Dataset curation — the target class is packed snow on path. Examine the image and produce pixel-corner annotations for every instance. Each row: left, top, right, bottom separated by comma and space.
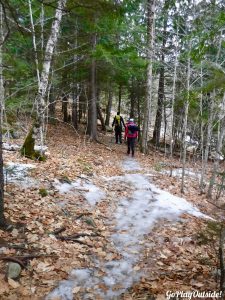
4, 162, 37, 187
122, 157, 142, 171
54, 178, 105, 206
46, 158, 209, 300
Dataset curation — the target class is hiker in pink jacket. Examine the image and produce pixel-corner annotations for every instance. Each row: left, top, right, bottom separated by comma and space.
124, 118, 139, 157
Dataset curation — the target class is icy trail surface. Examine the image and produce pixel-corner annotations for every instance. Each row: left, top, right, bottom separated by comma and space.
46, 158, 207, 300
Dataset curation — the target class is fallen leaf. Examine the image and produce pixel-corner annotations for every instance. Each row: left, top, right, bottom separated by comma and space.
8, 278, 20, 289
72, 286, 81, 294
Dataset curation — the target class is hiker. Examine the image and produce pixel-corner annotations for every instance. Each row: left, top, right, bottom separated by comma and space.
124, 118, 139, 157
112, 112, 125, 144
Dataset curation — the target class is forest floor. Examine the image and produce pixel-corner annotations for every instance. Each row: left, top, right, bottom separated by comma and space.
0, 120, 225, 300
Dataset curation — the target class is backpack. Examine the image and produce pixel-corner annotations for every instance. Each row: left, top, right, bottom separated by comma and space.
128, 124, 139, 135
115, 115, 121, 126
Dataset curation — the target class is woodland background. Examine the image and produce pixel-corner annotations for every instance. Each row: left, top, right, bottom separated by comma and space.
0, 0, 224, 298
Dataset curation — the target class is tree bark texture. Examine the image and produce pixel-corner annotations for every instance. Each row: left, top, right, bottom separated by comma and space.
0, 4, 6, 226
141, 0, 155, 153
152, 64, 164, 147
62, 94, 68, 123
105, 87, 113, 126
181, 54, 191, 194
97, 103, 106, 131
130, 78, 135, 118
72, 89, 78, 129
117, 84, 122, 113
208, 93, 225, 199
152, 5, 167, 147
87, 33, 97, 140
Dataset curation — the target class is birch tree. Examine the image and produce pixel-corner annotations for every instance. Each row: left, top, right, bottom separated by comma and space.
0, 4, 4, 227
22, 0, 67, 158
141, 0, 155, 153
208, 92, 225, 199
0, 3, 9, 228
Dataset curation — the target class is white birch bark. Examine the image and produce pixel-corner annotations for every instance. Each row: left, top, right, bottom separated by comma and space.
141, 0, 155, 153
40, 3, 44, 55
28, 0, 40, 86
36, 0, 67, 150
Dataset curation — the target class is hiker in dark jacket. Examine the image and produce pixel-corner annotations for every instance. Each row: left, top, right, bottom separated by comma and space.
124, 118, 139, 156
112, 112, 125, 144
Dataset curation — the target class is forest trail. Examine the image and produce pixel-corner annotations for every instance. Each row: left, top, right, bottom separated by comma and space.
46, 156, 209, 300
0, 124, 220, 299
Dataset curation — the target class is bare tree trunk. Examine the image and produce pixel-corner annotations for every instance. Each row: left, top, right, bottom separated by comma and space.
79, 89, 85, 123
208, 93, 225, 199
181, 53, 191, 194
0, 4, 6, 227
105, 86, 112, 126
72, 19, 78, 129
0, 120, 4, 227
141, 0, 155, 153
169, 29, 178, 160
117, 84, 122, 113
48, 86, 56, 124
152, 65, 164, 147
207, 36, 222, 199
200, 63, 206, 192
40, 3, 44, 59
72, 89, 78, 129
28, 0, 40, 86
152, 6, 167, 148
97, 103, 106, 131
62, 94, 68, 123
219, 225, 225, 294
87, 33, 97, 140
130, 77, 135, 118
137, 82, 141, 128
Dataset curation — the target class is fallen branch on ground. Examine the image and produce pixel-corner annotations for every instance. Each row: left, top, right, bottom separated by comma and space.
56, 235, 93, 247
52, 226, 67, 235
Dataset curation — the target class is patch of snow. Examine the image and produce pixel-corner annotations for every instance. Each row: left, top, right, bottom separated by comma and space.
84, 183, 105, 206
34, 145, 48, 153
162, 168, 201, 180
210, 152, 224, 161
4, 162, 37, 187
185, 135, 199, 145
3, 143, 20, 151
55, 178, 105, 206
